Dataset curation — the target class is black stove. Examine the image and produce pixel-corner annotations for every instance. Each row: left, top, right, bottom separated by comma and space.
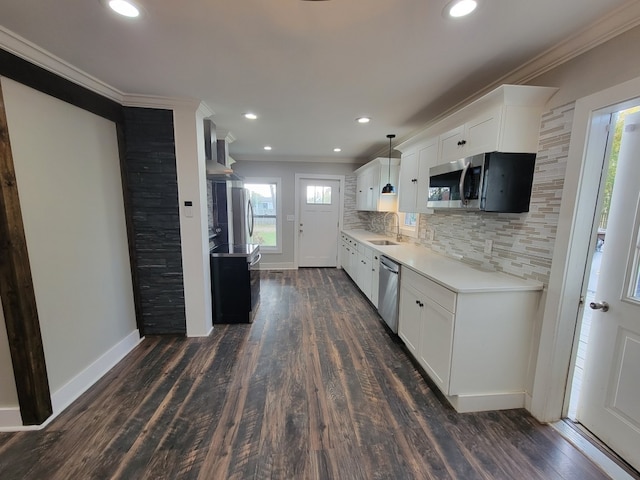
209, 244, 261, 323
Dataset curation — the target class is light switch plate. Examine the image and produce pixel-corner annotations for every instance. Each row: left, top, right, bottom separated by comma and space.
286, 215, 295, 221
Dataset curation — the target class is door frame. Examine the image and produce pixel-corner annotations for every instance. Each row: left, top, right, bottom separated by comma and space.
531, 75, 640, 423
294, 174, 345, 269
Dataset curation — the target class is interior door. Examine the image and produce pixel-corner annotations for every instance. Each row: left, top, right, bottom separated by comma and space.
577, 111, 640, 471
298, 178, 341, 267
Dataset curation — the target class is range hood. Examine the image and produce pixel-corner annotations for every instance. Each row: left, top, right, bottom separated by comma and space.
204, 118, 234, 177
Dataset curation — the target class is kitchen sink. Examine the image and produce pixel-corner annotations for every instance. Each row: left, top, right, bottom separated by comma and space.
367, 239, 398, 246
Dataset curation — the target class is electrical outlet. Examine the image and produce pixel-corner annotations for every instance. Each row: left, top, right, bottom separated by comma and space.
484, 239, 493, 255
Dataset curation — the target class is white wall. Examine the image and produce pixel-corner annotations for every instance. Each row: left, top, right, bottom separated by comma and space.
1, 77, 138, 418
173, 101, 213, 337
232, 160, 361, 268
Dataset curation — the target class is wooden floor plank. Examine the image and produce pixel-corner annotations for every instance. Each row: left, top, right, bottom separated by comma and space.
0, 268, 616, 479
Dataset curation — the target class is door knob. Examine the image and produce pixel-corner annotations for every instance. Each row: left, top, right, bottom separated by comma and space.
589, 301, 609, 312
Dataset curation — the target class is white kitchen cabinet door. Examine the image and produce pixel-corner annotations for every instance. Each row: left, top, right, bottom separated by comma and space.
416, 141, 438, 213
357, 245, 373, 300
418, 298, 455, 394
398, 139, 437, 214
398, 150, 418, 213
398, 283, 423, 357
438, 125, 465, 164
355, 159, 399, 212
464, 107, 501, 156
371, 252, 380, 308
356, 168, 374, 210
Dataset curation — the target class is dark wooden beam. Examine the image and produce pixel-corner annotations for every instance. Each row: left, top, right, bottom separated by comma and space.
0, 81, 52, 425
0, 49, 122, 123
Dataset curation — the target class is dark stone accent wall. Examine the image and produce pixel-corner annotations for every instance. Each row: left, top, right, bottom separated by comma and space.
122, 107, 186, 335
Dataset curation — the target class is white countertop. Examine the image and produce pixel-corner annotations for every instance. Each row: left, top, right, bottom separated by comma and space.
342, 229, 543, 293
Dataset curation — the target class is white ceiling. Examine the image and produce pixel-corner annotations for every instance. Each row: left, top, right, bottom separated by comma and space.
0, 0, 638, 162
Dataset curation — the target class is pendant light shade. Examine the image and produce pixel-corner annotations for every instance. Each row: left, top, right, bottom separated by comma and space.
381, 134, 396, 195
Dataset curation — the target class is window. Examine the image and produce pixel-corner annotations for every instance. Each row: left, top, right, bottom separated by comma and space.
245, 178, 282, 253
306, 185, 332, 204
399, 212, 419, 238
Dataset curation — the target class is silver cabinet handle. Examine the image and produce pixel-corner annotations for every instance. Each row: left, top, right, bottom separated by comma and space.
589, 301, 609, 312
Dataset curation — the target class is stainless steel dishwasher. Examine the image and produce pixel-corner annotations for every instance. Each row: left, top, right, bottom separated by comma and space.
378, 256, 400, 333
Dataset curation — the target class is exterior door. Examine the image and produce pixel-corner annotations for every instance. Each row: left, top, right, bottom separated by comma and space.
577, 111, 640, 471
298, 178, 341, 267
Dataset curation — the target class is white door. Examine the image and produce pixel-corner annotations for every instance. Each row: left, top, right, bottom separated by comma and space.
298, 178, 341, 267
578, 111, 640, 471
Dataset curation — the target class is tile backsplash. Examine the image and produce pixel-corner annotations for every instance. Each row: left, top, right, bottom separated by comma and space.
362, 102, 575, 286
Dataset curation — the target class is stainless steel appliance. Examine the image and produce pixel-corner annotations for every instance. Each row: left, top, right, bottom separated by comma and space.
378, 256, 400, 333
210, 244, 261, 323
211, 179, 254, 246
427, 152, 536, 212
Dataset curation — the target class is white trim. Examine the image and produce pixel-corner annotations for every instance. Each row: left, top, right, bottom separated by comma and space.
122, 94, 204, 111
0, 407, 22, 429
0, 330, 142, 431
294, 174, 346, 269
551, 421, 636, 480
531, 75, 640, 423
0, 27, 123, 102
398, 212, 419, 239
447, 392, 525, 413
259, 262, 297, 270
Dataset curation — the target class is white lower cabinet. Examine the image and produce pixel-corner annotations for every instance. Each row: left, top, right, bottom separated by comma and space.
371, 252, 380, 308
398, 267, 538, 413
341, 234, 380, 308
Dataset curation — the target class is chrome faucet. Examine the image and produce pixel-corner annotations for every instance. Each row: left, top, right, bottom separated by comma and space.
385, 212, 402, 242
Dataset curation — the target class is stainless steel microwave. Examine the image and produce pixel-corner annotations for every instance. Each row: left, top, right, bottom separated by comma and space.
427, 152, 536, 213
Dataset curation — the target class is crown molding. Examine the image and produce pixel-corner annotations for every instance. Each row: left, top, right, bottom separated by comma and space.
0, 26, 124, 103
379, 0, 640, 161
500, 0, 640, 86
121, 94, 201, 111
232, 154, 361, 164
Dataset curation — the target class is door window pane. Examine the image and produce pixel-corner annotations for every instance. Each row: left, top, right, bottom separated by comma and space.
306, 185, 332, 204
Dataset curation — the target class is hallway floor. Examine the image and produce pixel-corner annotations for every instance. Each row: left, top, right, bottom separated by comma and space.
0, 269, 610, 479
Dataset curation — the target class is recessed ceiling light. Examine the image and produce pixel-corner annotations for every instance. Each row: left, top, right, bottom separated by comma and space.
333, 148, 342, 153
244, 112, 258, 120
445, 0, 478, 18
356, 117, 371, 124
106, 0, 140, 17
264, 146, 272, 151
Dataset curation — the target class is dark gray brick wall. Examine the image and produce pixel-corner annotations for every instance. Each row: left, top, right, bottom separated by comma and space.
123, 107, 186, 335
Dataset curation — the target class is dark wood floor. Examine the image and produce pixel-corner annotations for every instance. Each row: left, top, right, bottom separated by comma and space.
0, 269, 611, 479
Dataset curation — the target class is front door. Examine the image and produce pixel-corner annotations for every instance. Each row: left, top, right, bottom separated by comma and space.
577, 111, 640, 471
298, 178, 341, 267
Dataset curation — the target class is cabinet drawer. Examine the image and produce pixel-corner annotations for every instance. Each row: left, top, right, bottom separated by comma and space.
403, 268, 456, 313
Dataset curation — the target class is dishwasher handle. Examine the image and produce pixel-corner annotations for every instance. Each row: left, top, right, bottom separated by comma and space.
380, 256, 400, 273
380, 262, 399, 274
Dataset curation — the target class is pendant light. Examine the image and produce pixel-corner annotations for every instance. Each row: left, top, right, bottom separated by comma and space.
381, 134, 396, 195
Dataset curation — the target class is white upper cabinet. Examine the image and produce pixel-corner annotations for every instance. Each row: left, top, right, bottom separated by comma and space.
398, 138, 437, 213
355, 158, 400, 212
400, 86, 557, 157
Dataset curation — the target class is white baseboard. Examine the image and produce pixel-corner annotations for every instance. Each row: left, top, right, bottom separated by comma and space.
0, 407, 22, 430
448, 391, 526, 413
259, 262, 297, 270
0, 329, 142, 432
